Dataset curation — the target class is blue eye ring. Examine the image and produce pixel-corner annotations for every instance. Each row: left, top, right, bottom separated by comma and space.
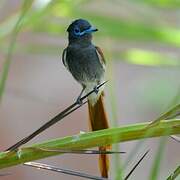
73, 26, 97, 37
74, 27, 81, 36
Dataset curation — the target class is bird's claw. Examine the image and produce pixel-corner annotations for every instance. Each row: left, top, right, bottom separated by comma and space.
76, 97, 83, 105
94, 86, 99, 94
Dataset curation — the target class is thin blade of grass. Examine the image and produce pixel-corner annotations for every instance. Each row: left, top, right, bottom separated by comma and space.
33, 147, 126, 154
5, 101, 86, 151
148, 104, 180, 127
105, 41, 123, 180
149, 137, 168, 180
0, 0, 33, 102
24, 162, 108, 180
6, 81, 107, 151
124, 104, 180, 169
124, 150, 149, 180
149, 109, 174, 180
170, 135, 180, 143
167, 165, 180, 180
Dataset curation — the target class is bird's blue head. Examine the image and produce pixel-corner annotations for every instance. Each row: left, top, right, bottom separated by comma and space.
67, 19, 98, 42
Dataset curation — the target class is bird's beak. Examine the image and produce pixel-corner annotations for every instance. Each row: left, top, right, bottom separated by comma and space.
85, 27, 98, 33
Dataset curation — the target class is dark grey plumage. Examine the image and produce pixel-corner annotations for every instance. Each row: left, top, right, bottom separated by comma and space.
62, 19, 105, 90
63, 19, 110, 178
65, 44, 105, 86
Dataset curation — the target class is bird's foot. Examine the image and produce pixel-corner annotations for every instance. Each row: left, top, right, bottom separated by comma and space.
76, 96, 83, 105
94, 86, 99, 94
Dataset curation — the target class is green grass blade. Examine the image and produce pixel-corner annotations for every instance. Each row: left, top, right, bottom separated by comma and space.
123, 104, 180, 168
149, 137, 167, 180
167, 166, 180, 180
105, 40, 123, 180
0, 119, 179, 170
0, 0, 33, 101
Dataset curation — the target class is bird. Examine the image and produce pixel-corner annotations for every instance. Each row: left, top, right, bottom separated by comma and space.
62, 19, 110, 178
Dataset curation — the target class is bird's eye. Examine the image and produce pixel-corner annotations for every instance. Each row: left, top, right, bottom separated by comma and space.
75, 28, 80, 33
74, 27, 80, 35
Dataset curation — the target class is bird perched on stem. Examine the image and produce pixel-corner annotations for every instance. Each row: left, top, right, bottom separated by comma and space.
62, 19, 110, 178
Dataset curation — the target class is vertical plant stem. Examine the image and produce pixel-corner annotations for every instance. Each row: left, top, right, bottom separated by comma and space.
105, 38, 123, 180
149, 118, 173, 179
0, 0, 33, 101
149, 137, 168, 179
167, 165, 180, 180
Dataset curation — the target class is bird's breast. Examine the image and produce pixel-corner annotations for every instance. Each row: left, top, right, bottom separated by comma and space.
66, 46, 105, 85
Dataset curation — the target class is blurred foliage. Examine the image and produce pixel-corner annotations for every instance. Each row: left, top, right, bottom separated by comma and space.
149, 137, 167, 180
0, 0, 33, 101
2, 1, 180, 45
0, 1, 179, 179
132, 0, 180, 8
167, 166, 180, 180
122, 49, 180, 66
0, 0, 180, 68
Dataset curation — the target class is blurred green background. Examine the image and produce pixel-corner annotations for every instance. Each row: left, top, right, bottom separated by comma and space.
0, 0, 179, 180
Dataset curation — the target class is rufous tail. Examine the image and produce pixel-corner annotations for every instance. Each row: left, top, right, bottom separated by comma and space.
88, 93, 110, 178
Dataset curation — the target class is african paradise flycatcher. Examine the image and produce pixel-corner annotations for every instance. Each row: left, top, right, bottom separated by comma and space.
62, 19, 110, 178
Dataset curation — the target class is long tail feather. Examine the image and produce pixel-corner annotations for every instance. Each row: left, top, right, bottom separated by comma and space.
88, 93, 110, 178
